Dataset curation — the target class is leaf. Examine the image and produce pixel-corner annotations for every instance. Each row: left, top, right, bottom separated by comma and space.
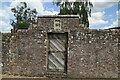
54, 0, 93, 27
10, 2, 38, 30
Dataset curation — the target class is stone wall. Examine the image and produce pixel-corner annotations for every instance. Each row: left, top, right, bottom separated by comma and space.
0, 32, 2, 80
68, 28, 119, 78
2, 15, 120, 79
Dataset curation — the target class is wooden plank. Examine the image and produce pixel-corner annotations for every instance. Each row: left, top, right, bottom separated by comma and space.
49, 53, 64, 69
48, 33, 67, 71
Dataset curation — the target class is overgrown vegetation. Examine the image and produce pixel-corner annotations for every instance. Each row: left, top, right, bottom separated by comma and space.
10, 2, 37, 31
54, 0, 93, 27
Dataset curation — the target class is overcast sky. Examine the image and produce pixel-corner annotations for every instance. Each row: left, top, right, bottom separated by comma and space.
0, 0, 120, 33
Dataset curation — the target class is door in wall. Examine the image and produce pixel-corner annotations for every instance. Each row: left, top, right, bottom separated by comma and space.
47, 33, 68, 73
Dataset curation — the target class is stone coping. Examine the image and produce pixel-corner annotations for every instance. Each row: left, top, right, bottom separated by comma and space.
38, 15, 80, 18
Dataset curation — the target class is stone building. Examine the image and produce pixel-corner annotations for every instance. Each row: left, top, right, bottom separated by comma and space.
2, 15, 120, 79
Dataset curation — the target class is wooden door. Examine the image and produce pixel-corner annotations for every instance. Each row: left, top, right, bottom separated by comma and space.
47, 33, 68, 73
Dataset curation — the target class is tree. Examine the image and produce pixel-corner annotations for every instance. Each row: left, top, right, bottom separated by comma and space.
10, 2, 37, 31
54, 0, 93, 28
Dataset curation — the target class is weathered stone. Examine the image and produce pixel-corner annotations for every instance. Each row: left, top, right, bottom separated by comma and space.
1, 15, 120, 79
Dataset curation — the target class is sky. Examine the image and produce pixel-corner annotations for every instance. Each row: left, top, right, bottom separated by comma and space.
0, 0, 120, 33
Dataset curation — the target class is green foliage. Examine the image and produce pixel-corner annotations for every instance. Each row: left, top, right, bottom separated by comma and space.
53, 0, 93, 27
10, 2, 37, 30
16, 21, 29, 29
